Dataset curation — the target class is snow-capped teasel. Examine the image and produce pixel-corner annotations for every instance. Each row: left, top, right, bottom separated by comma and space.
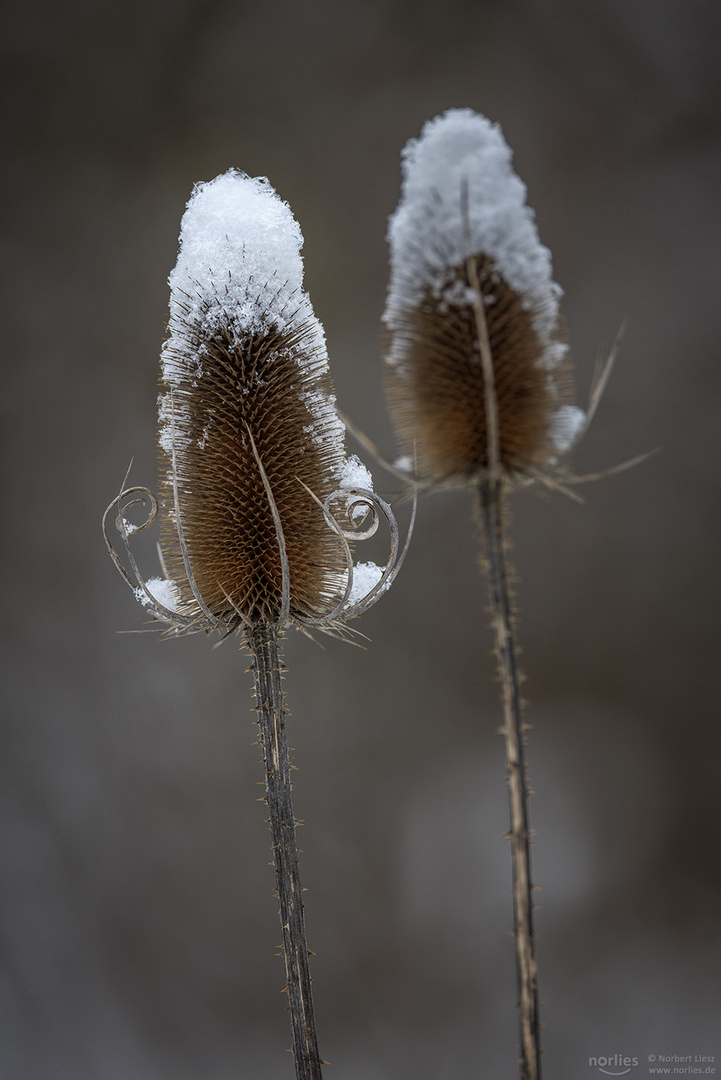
378, 110, 644, 1080
383, 107, 586, 488
102, 169, 411, 1080
379, 109, 601, 1080
104, 169, 403, 639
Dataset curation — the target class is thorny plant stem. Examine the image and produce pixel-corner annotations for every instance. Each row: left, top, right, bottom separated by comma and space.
249, 623, 323, 1080
478, 477, 541, 1080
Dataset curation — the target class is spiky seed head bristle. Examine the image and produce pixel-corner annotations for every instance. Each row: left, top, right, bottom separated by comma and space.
383, 109, 585, 487
157, 171, 351, 630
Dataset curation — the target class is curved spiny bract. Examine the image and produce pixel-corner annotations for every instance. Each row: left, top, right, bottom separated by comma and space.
385, 255, 573, 486
158, 302, 348, 631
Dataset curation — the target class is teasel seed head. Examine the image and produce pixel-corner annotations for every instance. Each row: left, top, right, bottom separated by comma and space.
382, 108, 585, 488
105, 171, 402, 638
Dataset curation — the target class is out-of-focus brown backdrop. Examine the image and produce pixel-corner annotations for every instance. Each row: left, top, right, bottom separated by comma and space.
2, 0, 720, 1076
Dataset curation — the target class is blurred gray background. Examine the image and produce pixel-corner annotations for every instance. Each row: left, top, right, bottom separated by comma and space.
2, 0, 720, 1077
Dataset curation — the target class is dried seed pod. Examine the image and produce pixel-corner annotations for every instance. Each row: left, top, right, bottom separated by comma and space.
382, 109, 585, 487
105, 171, 402, 638
157, 172, 352, 629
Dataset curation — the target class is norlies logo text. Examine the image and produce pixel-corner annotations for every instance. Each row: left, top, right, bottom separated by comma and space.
589, 1055, 640, 1075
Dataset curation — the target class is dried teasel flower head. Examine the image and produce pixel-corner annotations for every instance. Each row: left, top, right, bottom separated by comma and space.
104, 171, 402, 638
382, 108, 586, 489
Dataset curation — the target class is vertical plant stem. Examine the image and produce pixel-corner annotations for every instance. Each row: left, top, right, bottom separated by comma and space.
248, 622, 324, 1080
478, 477, 541, 1080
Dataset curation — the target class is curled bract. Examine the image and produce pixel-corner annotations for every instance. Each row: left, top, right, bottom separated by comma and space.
103, 471, 409, 640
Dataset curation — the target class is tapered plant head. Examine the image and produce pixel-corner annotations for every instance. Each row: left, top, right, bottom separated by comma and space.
104, 171, 401, 639
382, 108, 585, 489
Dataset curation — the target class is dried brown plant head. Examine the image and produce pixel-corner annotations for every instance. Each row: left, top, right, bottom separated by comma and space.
104, 171, 401, 640
383, 110, 585, 489
158, 312, 349, 628
385, 256, 576, 483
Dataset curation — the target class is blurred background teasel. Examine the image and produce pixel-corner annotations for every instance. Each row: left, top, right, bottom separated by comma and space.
2, 1, 720, 1077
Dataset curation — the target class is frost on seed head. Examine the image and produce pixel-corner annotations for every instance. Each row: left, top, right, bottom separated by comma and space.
160, 170, 340, 460
550, 405, 586, 454
348, 562, 384, 605
338, 454, 374, 492
384, 109, 565, 366
135, 577, 181, 613
169, 172, 308, 336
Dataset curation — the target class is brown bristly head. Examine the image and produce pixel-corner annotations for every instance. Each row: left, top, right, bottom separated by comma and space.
384, 254, 573, 486
158, 304, 349, 631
